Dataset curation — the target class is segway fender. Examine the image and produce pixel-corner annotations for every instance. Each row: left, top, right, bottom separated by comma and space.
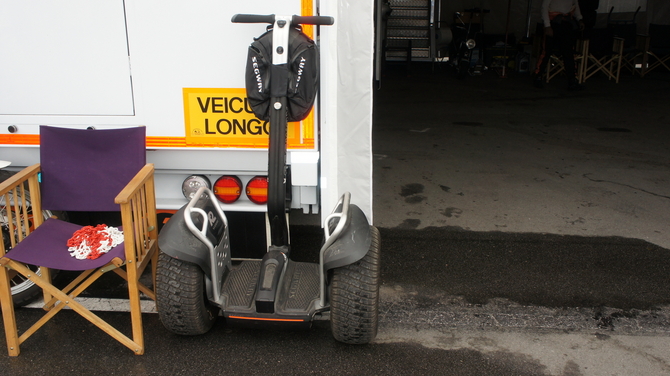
322, 204, 372, 271
158, 204, 212, 276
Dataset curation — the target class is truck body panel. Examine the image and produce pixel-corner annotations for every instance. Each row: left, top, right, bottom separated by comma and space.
0, 0, 374, 223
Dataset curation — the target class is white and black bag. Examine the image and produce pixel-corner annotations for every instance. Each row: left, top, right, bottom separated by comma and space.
245, 26, 319, 122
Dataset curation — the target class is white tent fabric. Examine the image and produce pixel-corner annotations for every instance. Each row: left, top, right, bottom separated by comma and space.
647, 0, 670, 24
319, 0, 375, 224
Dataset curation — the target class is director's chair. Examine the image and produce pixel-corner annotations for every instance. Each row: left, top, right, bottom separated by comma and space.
545, 38, 588, 83
0, 126, 158, 356
580, 28, 624, 83
641, 24, 670, 77
608, 23, 647, 77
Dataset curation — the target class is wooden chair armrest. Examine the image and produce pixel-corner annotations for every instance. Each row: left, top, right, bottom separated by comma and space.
115, 164, 155, 205
0, 164, 41, 196
115, 163, 157, 267
612, 37, 625, 53
636, 34, 650, 51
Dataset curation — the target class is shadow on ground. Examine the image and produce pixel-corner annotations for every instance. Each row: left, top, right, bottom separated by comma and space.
59, 225, 670, 312
289, 226, 670, 311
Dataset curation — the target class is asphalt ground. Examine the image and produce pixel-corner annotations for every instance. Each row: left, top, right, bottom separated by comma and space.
372, 63, 670, 250
3, 226, 670, 375
2, 310, 553, 376
47, 225, 670, 313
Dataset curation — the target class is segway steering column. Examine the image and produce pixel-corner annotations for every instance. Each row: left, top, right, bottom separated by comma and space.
232, 14, 333, 251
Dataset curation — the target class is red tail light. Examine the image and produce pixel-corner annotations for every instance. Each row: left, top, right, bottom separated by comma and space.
214, 176, 242, 204
246, 176, 268, 204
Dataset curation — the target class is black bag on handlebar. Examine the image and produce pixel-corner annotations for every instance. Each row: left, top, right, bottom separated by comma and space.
245, 26, 319, 122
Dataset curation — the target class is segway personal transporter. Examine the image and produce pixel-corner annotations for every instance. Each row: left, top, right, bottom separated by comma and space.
156, 14, 381, 344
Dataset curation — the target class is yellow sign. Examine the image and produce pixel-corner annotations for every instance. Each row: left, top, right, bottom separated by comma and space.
183, 88, 314, 149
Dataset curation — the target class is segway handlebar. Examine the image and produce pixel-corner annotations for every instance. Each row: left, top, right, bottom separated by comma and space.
232, 14, 334, 26
292, 15, 334, 26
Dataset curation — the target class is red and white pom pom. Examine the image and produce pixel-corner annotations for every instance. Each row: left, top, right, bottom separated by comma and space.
67, 224, 124, 260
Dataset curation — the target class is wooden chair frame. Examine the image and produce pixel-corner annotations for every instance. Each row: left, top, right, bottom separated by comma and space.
642, 48, 670, 77
545, 38, 588, 84
640, 24, 670, 77
581, 37, 624, 83
0, 163, 158, 356
621, 34, 649, 76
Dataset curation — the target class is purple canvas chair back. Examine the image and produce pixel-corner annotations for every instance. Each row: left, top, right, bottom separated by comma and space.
39, 126, 146, 212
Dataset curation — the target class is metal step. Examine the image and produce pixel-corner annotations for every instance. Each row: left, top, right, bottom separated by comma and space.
386, 49, 431, 61
387, 38, 430, 48
389, 0, 430, 8
386, 0, 435, 63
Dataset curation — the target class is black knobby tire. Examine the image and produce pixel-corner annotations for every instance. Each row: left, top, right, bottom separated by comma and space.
156, 251, 219, 335
330, 225, 381, 344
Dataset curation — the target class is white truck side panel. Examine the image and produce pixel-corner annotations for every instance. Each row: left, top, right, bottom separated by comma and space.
0, 0, 374, 222
0, 1, 134, 116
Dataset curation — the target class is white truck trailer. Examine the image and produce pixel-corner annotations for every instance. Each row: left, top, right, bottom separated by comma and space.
1, 1, 378, 334
0, 0, 374, 225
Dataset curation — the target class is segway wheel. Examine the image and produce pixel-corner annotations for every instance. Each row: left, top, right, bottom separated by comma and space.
156, 251, 219, 335
330, 226, 381, 344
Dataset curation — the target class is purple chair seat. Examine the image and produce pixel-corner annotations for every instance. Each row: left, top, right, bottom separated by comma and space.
4, 218, 126, 271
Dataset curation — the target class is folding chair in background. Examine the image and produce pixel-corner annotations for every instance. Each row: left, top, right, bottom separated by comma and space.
544, 38, 588, 84
607, 17, 647, 77
641, 24, 670, 77
580, 28, 624, 83
0, 126, 158, 356
618, 28, 649, 77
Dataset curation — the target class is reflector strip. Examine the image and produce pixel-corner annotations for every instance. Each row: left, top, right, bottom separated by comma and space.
301, 0, 314, 39
0, 135, 314, 149
214, 176, 242, 204
147, 137, 188, 147
246, 176, 268, 204
228, 315, 306, 322
214, 187, 240, 195
0, 134, 40, 145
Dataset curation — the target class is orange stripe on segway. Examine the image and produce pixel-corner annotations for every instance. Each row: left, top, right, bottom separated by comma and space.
228, 315, 306, 322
